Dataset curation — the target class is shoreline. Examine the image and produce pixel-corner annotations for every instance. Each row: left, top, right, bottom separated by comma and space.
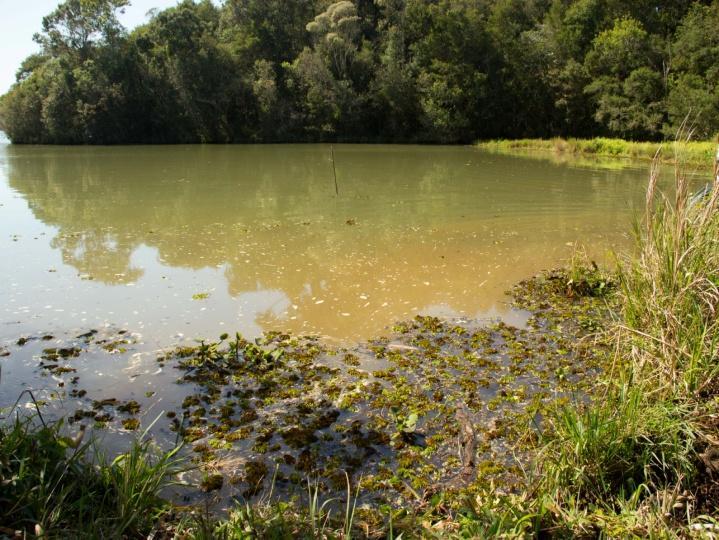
478, 137, 717, 168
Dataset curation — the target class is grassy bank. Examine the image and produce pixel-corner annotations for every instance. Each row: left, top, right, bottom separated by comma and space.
0, 408, 184, 538
478, 137, 717, 168
502, 143, 719, 535
1, 146, 718, 537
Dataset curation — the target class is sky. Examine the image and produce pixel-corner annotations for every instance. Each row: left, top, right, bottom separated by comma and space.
0, 0, 183, 95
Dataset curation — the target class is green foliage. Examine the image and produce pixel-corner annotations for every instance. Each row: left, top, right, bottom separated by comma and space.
566, 253, 613, 297
584, 18, 653, 79
2, 0, 718, 144
540, 386, 696, 504
584, 18, 664, 139
389, 406, 419, 443
0, 413, 182, 537
665, 2, 719, 139
34, 0, 129, 60
619, 141, 719, 394
479, 137, 717, 167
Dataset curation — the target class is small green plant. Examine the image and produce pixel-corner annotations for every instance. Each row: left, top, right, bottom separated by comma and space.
390, 406, 419, 444
539, 385, 695, 504
565, 249, 614, 298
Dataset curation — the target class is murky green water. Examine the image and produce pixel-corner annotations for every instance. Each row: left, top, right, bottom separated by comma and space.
0, 143, 660, 347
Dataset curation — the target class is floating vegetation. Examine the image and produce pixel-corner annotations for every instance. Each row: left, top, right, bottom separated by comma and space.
117, 400, 141, 415
76, 330, 98, 340
93, 398, 119, 409
121, 418, 140, 431
201, 473, 224, 492
12, 267, 614, 519
135, 269, 613, 509
192, 292, 210, 300
41, 347, 81, 361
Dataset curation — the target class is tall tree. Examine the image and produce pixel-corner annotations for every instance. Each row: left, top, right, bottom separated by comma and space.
3, 0, 719, 144
34, 0, 129, 60
584, 18, 664, 138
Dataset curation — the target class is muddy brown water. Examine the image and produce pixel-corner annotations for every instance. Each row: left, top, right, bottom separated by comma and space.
0, 143, 686, 467
3, 142, 701, 510
0, 144, 661, 344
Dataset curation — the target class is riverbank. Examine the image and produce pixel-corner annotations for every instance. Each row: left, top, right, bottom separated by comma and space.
478, 137, 717, 168
1, 150, 717, 538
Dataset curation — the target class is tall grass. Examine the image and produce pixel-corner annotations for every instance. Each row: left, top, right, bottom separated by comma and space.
98, 434, 184, 533
539, 385, 695, 503
179, 472, 364, 539
533, 136, 719, 535
619, 139, 719, 394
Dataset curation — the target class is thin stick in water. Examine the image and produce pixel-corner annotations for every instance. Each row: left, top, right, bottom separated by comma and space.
331, 145, 339, 196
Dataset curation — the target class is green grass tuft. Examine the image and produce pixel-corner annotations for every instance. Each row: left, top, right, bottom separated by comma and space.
0, 412, 183, 538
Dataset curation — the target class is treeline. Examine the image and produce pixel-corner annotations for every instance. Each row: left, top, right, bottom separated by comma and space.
1, 0, 719, 144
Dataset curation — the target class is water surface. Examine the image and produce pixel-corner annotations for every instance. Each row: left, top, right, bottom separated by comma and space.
1, 144, 654, 346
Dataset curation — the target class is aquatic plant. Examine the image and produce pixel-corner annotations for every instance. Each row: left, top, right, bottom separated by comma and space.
389, 406, 419, 444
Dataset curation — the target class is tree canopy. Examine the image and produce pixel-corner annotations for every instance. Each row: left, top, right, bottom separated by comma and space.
1, 0, 718, 144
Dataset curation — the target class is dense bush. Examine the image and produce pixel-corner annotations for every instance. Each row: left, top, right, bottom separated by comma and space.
1, 0, 719, 144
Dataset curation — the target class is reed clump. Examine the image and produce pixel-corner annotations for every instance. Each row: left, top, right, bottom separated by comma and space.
621, 142, 719, 394
532, 137, 719, 536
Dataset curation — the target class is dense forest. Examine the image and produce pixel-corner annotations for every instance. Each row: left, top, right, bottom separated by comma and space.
1, 0, 718, 144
